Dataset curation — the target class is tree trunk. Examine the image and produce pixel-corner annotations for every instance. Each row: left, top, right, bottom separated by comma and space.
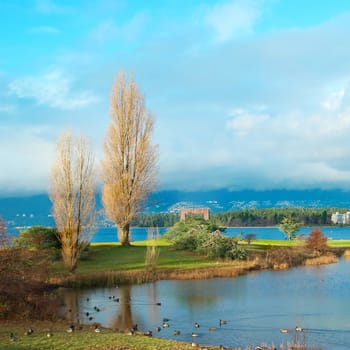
118, 224, 131, 246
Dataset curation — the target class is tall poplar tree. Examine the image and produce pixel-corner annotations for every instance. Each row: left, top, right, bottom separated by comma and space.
50, 130, 96, 272
102, 72, 158, 246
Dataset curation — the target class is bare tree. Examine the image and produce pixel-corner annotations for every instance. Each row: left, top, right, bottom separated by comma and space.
50, 130, 96, 272
102, 72, 158, 246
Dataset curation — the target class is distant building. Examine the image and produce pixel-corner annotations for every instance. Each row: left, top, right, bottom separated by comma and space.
331, 211, 350, 224
180, 208, 210, 221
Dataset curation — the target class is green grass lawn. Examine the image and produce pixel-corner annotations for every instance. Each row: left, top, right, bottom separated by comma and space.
49, 238, 350, 280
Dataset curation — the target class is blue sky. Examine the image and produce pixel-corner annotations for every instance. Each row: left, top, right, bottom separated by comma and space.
2, 0, 350, 197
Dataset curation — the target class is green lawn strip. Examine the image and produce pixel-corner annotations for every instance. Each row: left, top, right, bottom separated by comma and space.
0, 321, 207, 350
49, 239, 350, 282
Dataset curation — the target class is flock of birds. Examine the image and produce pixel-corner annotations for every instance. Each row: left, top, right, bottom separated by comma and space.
7, 290, 305, 350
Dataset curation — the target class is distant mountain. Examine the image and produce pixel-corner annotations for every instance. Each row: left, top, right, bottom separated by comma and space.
1, 189, 350, 233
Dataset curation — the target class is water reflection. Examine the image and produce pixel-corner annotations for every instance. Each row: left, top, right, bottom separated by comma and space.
59, 259, 350, 350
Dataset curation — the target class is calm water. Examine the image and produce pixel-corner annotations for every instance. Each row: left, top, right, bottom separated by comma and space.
60, 258, 350, 349
91, 226, 350, 242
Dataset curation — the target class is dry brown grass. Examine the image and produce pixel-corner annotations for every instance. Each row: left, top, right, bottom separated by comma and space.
304, 253, 338, 266
343, 249, 350, 258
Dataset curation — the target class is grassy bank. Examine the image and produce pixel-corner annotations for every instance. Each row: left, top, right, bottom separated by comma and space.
49, 238, 350, 287
0, 321, 219, 350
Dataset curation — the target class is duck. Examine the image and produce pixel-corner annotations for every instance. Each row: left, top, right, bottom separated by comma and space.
156, 326, 161, 332
162, 317, 170, 322
194, 322, 200, 328
208, 326, 217, 331
94, 325, 101, 333
280, 328, 288, 334
295, 326, 303, 332
191, 332, 199, 337
144, 330, 152, 337
47, 331, 53, 338
173, 330, 181, 335
162, 322, 169, 328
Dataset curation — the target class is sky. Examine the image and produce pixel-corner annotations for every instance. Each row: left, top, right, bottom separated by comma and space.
2, 0, 350, 197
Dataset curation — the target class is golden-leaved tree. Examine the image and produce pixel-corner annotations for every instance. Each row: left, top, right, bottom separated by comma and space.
50, 130, 96, 272
102, 72, 158, 246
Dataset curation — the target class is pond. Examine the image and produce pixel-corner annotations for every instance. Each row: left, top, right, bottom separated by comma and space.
59, 258, 350, 349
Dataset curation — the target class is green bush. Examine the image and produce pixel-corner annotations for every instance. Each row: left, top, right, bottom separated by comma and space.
165, 218, 246, 259
228, 246, 248, 260
14, 226, 60, 252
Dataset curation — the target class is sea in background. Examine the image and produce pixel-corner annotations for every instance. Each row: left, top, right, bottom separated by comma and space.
91, 226, 350, 243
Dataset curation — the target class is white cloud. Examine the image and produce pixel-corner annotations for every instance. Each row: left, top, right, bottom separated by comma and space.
8, 69, 100, 110
204, 0, 264, 42
226, 109, 269, 136
322, 88, 345, 111
0, 126, 55, 196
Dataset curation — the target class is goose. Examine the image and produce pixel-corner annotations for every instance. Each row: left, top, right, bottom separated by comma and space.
144, 330, 152, 337
24, 328, 34, 336
67, 325, 75, 333
47, 331, 53, 338
94, 325, 101, 333
10, 333, 18, 342
219, 319, 227, 327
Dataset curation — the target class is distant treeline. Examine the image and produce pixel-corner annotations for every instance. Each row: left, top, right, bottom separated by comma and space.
133, 208, 348, 227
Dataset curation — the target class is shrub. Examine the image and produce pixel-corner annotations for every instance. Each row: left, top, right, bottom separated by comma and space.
14, 226, 60, 250
305, 228, 329, 256
229, 246, 248, 260
0, 247, 59, 320
165, 218, 246, 259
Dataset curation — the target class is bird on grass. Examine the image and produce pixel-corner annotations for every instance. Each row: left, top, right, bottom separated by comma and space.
24, 328, 34, 336
10, 333, 18, 342
143, 330, 152, 337
47, 331, 53, 338
66, 325, 75, 333
94, 325, 101, 333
